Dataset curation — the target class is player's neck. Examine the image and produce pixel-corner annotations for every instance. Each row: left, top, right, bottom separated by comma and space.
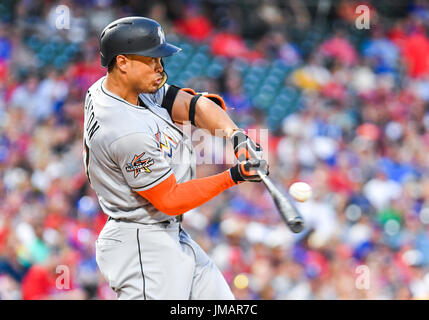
105, 73, 139, 106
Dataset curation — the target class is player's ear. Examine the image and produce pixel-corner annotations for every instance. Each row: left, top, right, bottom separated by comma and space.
115, 54, 130, 73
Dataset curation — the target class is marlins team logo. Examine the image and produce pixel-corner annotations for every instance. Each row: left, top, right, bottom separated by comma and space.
125, 152, 154, 178
158, 26, 165, 44
156, 128, 180, 158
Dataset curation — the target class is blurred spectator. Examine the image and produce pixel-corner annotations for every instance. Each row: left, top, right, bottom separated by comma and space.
363, 170, 402, 211
318, 31, 358, 67
392, 21, 429, 78
211, 32, 263, 61
0, 24, 12, 61
362, 27, 400, 74
291, 54, 331, 92
21, 251, 85, 300
221, 67, 252, 117
265, 32, 301, 66
174, 5, 213, 42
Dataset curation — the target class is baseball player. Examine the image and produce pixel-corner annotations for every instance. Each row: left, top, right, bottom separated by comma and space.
83, 16, 268, 300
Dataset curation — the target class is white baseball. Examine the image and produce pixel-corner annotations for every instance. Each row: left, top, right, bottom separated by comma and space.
289, 182, 312, 202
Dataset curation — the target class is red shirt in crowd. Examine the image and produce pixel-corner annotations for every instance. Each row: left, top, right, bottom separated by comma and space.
21, 265, 56, 300
175, 15, 213, 41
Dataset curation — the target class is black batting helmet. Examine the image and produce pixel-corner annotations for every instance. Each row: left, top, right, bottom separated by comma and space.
99, 16, 181, 68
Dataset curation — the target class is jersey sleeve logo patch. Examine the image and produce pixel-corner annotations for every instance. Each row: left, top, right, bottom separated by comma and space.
125, 152, 154, 178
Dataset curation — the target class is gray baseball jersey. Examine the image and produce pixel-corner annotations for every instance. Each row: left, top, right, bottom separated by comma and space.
88, 76, 234, 300
83, 76, 196, 223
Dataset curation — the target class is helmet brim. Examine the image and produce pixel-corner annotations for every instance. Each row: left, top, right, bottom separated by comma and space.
138, 42, 182, 58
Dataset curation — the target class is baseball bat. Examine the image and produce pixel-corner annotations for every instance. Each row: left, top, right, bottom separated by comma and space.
248, 148, 305, 233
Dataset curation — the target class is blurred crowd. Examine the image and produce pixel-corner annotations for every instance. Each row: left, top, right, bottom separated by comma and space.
1, 0, 429, 300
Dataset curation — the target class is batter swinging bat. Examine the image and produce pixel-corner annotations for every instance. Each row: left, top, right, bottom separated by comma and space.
249, 148, 305, 233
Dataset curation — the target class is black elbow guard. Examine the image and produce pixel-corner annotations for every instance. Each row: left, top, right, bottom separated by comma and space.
180, 88, 227, 126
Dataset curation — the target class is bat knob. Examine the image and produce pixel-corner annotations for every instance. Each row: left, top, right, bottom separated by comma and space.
289, 218, 304, 233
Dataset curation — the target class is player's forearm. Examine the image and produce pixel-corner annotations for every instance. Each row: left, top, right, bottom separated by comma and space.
137, 170, 237, 215
193, 96, 239, 138
170, 90, 239, 139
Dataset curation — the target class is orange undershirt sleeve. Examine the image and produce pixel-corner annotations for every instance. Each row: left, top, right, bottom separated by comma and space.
137, 170, 238, 216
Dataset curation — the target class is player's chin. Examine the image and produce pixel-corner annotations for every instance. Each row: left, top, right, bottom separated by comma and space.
140, 84, 159, 94
149, 85, 159, 93
152, 83, 159, 93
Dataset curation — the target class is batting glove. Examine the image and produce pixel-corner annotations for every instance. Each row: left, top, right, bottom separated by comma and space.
230, 159, 269, 183
231, 129, 263, 162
